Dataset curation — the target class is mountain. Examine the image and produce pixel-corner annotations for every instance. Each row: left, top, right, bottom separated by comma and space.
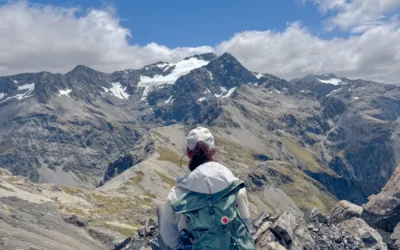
1, 52, 400, 247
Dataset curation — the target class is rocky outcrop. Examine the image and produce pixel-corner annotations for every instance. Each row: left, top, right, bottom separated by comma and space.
253, 207, 387, 250
390, 224, 400, 249
103, 138, 155, 183
363, 164, 400, 233
329, 200, 363, 224
361, 164, 400, 249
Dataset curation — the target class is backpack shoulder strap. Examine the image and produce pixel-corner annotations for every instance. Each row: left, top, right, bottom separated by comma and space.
171, 180, 245, 214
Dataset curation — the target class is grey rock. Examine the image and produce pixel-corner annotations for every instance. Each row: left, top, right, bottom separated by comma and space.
308, 208, 328, 224
339, 218, 387, 250
329, 200, 363, 224
62, 214, 90, 227
88, 226, 125, 249
270, 212, 296, 244
363, 164, 400, 233
390, 223, 400, 249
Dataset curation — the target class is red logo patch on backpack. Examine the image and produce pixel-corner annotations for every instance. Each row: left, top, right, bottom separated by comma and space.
221, 216, 230, 225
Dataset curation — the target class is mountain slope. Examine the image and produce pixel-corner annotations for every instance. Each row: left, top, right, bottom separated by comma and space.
0, 53, 399, 207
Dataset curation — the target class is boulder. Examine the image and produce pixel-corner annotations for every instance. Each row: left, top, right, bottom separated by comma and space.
270, 212, 296, 244
363, 164, 400, 232
62, 214, 90, 227
390, 223, 400, 249
329, 200, 362, 224
253, 221, 273, 241
307, 208, 328, 224
264, 242, 287, 250
256, 230, 278, 249
339, 218, 387, 250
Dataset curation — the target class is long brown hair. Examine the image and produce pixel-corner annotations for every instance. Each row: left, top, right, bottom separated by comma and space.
188, 141, 213, 171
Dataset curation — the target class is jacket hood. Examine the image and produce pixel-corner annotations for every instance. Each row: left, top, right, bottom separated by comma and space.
177, 161, 238, 194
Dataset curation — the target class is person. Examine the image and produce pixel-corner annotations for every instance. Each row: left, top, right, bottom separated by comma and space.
159, 127, 256, 250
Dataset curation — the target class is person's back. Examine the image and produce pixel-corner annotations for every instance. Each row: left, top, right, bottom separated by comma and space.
159, 127, 256, 250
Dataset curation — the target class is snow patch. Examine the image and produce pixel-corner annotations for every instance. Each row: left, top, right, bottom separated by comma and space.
256, 73, 264, 79
156, 63, 169, 68
58, 89, 72, 97
208, 71, 213, 80
215, 86, 228, 98
18, 83, 35, 92
326, 88, 342, 97
103, 83, 130, 99
354, 96, 360, 100
273, 89, 281, 94
317, 78, 342, 85
204, 89, 211, 94
2, 83, 35, 102
198, 97, 207, 102
164, 96, 173, 105
221, 87, 236, 98
13, 80, 18, 83
0, 93, 4, 99
253, 82, 258, 86
138, 57, 210, 99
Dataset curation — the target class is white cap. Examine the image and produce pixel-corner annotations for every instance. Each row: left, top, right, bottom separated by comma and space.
187, 127, 215, 150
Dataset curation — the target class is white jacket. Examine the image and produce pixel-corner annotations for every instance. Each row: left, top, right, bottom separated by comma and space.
160, 162, 250, 250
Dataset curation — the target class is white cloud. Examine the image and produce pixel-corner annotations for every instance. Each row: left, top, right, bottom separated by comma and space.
304, 0, 400, 32
0, 1, 399, 84
0, 2, 213, 76
216, 21, 400, 84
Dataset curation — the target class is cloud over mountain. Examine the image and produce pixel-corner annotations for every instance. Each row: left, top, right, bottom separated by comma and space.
0, 1, 399, 84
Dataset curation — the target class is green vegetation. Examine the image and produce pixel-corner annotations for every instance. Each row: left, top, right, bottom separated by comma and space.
214, 137, 261, 167
61, 186, 86, 196
267, 162, 338, 214
156, 171, 177, 188
65, 207, 86, 216
143, 191, 156, 199
130, 171, 144, 184
4, 176, 20, 183
158, 147, 188, 167
92, 221, 137, 237
282, 138, 332, 174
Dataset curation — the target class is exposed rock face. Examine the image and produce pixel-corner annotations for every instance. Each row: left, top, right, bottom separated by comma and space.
329, 200, 363, 224
253, 208, 388, 250
362, 164, 400, 249
103, 138, 155, 183
390, 224, 400, 249
363, 164, 400, 232
1, 52, 400, 213
0, 196, 107, 250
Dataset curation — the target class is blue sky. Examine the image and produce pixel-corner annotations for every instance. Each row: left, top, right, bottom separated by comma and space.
31, 0, 333, 47
0, 0, 399, 83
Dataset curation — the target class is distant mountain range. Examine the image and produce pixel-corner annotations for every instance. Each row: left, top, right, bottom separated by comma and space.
0, 52, 399, 205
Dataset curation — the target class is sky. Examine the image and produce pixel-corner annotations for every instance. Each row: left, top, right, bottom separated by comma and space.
0, 0, 400, 83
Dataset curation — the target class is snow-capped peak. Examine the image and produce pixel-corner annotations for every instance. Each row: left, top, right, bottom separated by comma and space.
137, 57, 210, 100
317, 78, 343, 85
